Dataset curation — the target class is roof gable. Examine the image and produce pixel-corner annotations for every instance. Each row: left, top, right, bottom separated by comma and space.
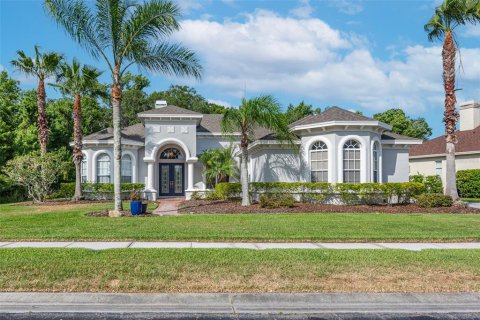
137, 105, 202, 117
290, 106, 372, 127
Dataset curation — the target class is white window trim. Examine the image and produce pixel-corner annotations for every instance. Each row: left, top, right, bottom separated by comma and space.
337, 135, 367, 183
309, 141, 329, 183
370, 139, 382, 183
305, 137, 333, 183
92, 149, 114, 184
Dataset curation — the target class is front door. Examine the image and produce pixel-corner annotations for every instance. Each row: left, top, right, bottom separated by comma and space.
159, 163, 185, 196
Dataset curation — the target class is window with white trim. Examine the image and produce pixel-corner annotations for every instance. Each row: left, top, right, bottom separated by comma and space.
121, 154, 132, 183
372, 142, 379, 183
310, 141, 328, 182
343, 139, 361, 183
81, 157, 87, 183
435, 160, 442, 176
96, 154, 111, 183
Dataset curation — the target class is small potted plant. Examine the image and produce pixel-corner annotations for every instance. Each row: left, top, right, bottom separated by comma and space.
141, 194, 148, 214
130, 191, 142, 216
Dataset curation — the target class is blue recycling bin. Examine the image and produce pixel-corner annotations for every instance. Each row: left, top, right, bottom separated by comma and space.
130, 201, 142, 215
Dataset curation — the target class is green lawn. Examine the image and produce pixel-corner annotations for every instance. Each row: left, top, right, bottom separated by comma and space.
463, 198, 480, 203
1, 202, 480, 242
0, 248, 479, 292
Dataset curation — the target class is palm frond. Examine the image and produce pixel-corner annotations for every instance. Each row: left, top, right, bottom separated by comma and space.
127, 42, 202, 79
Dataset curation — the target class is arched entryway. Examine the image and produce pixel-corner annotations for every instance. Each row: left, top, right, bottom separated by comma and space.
158, 146, 186, 197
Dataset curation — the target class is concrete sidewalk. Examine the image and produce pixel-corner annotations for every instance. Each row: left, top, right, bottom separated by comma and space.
1, 241, 480, 250
1, 292, 479, 317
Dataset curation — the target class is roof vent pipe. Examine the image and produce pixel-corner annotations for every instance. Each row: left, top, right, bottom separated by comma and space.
155, 100, 168, 109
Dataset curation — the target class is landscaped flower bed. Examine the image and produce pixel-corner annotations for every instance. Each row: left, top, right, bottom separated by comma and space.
178, 200, 480, 214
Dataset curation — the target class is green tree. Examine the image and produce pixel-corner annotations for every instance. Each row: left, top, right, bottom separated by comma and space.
50, 59, 104, 200
13, 90, 39, 156
10, 46, 63, 155
424, 0, 480, 200
373, 109, 432, 140
45, 0, 202, 215
149, 85, 227, 114
82, 96, 112, 135
285, 101, 320, 124
199, 145, 238, 187
122, 72, 150, 91
221, 95, 295, 206
0, 71, 21, 167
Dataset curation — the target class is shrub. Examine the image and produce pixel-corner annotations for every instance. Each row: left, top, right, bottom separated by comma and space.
457, 170, 480, 198
204, 190, 221, 201
410, 174, 443, 193
4, 151, 69, 203
190, 191, 203, 200
215, 182, 241, 200
416, 193, 453, 208
259, 193, 295, 208
50, 182, 145, 200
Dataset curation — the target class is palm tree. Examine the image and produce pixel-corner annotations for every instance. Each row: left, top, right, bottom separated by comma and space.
221, 95, 295, 206
199, 145, 239, 188
424, 0, 480, 201
11, 46, 63, 155
45, 0, 202, 215
50, 59, 105, 201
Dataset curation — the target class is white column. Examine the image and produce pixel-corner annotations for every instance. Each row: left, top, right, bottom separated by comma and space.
146, 161, 156, 200
187, 162, 194, 190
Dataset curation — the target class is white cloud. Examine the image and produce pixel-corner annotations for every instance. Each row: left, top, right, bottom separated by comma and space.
462, 25, 480, 38
176, 10, 480, 114
328, 0, 363, 15
178, 0, 203, 14
208, 99, 232, 108
290, 0, 314, 18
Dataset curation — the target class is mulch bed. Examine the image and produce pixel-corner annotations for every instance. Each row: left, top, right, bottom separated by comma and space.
21, 199, 112, 206
178, 200, 480, 214
86, 210, 154, 217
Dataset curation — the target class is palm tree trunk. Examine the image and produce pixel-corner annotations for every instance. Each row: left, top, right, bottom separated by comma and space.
110, 65, 123, 216
37, 78, 48, 155
73, 94, 83, 201
240, 143, 250, 206
442, 31, 459, 201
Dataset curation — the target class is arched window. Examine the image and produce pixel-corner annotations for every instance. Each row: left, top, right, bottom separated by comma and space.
310, 141, 328, 182
81, 157, 87, 183
343, 139, 361, 183
372, 142, 379, 183
160, 148, 184, 160
96, 154, 111, 183
121, 154, 132, 183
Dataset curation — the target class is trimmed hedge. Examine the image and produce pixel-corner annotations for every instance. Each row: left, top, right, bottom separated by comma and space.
416, 193, 453, 208
214, 182, 425, 205
410, 174, 443, 193
51, 183, 145, 200
259, 193, 295, 208
457, 170, 480, 198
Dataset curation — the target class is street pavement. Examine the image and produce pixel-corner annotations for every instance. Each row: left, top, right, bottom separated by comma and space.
0, 292, 479, 319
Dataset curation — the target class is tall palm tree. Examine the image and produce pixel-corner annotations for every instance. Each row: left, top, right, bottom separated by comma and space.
50, 59, 105, 201
11, 46, 63, 155
44, 0, 202, 215
221, 95, 295, 206
424, 0, 480, 201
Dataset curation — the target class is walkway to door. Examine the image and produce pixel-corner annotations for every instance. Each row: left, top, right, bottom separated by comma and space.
153, 198, 184, 216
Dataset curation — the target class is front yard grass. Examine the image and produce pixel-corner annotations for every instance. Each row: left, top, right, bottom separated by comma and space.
0, 248, 479, 292
1, 202, 480, 242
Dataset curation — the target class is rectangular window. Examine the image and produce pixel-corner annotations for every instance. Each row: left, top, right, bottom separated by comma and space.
310, 150, 328, 182
81, 159, 87, 183
343, 149, 360, 183
435, 160, 442, 176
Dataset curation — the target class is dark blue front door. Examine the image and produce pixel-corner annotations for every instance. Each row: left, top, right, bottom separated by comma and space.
159, 163, 185, 196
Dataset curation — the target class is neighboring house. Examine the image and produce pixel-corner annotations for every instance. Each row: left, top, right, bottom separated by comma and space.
410, 101, 480, 185
81, 101, 421, 200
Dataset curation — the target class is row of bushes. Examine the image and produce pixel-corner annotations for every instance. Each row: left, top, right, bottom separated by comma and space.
212, 182, 426, 205
51, 183, 145, 200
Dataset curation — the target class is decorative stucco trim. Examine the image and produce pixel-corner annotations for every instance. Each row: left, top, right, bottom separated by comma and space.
82, 139, 144, 147
291, 120, 392, 132
410, 150, 480, 159
337, 135, 368, 183
147, 137, 192, 162
382, 139, 422, 145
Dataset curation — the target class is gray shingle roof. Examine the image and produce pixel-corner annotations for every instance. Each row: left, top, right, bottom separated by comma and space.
289, 106, 372, 127
84, 123, 144, 142
197, 114, 224, 133
138, 105, 202, 116
381, 131, 420, 141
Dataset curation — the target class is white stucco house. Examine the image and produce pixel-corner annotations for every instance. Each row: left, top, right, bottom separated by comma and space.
80, 101, 421, 200
410, 100, 480, 184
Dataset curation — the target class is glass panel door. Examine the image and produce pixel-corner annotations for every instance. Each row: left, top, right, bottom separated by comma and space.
174, 165, 183, 194
161, 165, 170, 195
159, 163, 184, 196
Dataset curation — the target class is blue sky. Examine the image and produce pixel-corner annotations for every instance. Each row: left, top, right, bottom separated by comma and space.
1, 0, 479, 137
